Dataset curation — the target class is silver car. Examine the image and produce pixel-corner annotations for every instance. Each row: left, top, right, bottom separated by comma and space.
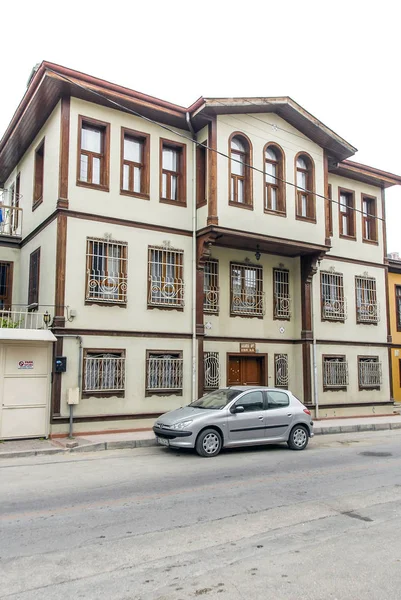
153, 386, 313, 457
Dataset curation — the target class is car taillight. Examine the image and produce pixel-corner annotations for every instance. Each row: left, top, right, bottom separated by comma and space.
303, 408, 311, 416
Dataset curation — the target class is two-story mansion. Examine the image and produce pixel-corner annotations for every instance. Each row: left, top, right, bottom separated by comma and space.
0, 61, 400, 439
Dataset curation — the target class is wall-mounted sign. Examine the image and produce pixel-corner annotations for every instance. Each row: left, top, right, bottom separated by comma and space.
240, 342, 256, 353
18, 360, 34, 370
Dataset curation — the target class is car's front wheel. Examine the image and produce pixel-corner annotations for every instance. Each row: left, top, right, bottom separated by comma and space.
195, 428, 222, 457
287, 425, 309, 451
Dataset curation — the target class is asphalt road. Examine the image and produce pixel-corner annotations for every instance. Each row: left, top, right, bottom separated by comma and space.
1, 430, 401, 600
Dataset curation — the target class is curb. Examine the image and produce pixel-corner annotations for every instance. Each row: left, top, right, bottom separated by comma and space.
1, 423, 400, 460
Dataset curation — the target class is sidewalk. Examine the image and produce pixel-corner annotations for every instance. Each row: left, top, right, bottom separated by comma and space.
1, 414, 401, 460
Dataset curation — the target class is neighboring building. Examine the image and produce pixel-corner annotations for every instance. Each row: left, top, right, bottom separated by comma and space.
387, 256, 401, 404
0, 62, 400, 438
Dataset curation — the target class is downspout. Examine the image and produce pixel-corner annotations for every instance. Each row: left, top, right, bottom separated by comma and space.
186, 112, 198, 402
55, 334, 82, 438
311, 270, 319, 419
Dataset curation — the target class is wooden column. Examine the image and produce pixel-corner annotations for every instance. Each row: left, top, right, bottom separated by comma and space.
57, 96, 70, 209
207, 116, 218, 226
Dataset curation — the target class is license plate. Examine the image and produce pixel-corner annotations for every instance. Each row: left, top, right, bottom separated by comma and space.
157, 437, 169, 446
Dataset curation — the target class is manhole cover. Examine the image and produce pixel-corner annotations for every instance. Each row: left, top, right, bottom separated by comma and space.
359, 451, 392, 457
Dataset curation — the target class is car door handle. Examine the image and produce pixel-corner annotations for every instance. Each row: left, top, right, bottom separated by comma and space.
258, 416, 264, 420
287, 413, 292, 417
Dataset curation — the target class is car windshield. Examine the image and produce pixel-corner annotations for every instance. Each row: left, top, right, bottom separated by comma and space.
189, 389, 242, 410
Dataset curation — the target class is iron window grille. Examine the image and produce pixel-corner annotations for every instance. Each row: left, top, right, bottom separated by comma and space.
274, 354, 289, 388
273, 269, 290, 319
83, 352, 125, 395
321, 272, 347, 321
86, 238, 128, 304
231, 263, 264, 317
323, 356, 349, 389
358, 357, 382, 389
203, 260, 219, 313
146, 352, 183, 394
355, 276, 379, 323
148, 246, 184, 308
204, 352, 220, 389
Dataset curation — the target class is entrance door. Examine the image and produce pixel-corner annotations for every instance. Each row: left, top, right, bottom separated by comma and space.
228, 355, 265, 386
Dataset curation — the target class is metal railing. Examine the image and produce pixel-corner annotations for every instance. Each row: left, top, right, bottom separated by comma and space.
204, 286, 219, 313
274, 354, 289, 388
204, 352, 219, 389
83, 355, 126, 393
359, 360, 382, 388
146, 356, 183, 392
323, 359, 349, 388
148, 277, 184, 308
356, 301, 380, 324
86, 272, 128, 304
322, 298, 347, 321
0, 204, 23, 237
0, 308, 50, 330
274, 294, 291, 319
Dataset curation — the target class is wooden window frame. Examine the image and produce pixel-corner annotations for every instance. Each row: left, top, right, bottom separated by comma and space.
28, 248, 40, 309
357, 355, 381, 391
327, 183, 333, 236
264, 142, 286, 216
82, 348, 125, 398
33, 138, 45, 210
203, 259, 219, 314
361, 193, 378, 244
355, 275, 378, 325
395, 285, 401, 332
196, 140, 207, 208
145, 349, 183, 396
85, 238, 128, 307
230, 262, 264, 319
159, 139, 187, 206
0, 261, 14, 310
147, 246, 184, 310
120, 127, 150, 199
338, 187, 356, 240
228, 132, 253, 210
295, 152, 316, 222
322, 354, 348, 391
273, 268, 290, 320
77, 115, 110, 191
320, 271, 346, 322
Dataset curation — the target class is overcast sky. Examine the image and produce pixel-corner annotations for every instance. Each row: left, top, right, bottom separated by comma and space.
1, 0, 399, 252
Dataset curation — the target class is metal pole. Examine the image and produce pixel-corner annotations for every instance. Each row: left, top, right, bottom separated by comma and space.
311, 270, 319, 419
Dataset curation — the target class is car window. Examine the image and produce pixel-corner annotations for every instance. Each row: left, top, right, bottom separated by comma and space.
267, 391, 289, 409
235, 391, 264, 412
190, 389, 242, 409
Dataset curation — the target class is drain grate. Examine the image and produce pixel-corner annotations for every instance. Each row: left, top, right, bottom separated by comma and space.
359, 451, 392, 457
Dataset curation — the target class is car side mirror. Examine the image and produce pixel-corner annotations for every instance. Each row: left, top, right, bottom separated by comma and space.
232, 405, 245, 414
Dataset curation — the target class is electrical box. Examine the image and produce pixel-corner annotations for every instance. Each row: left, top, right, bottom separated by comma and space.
55, 356, 67, 373
67, 388, 80, 405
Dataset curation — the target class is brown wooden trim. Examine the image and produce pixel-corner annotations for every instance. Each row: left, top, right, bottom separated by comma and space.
28, 247, 40, 306
294, 151, 316, 222
317, 339, 388, 347
52, 328, 192, 339
76, 115, 110, 192
381, 188, 387, 263
207, 117, 218, 225
323, 255, 385, 269
120, 127, 150, 199
54, 213, 67, 327
302, 342, 312, 401
324, 151, 330, 239
0, 261, 14, 309
196, 140, 207, 209
51, 336, 63, 416
58, 96, 70, 208
263, 142, 286, 216
198, 338, 204, 398
361, 192, 378, 244
33, 137, 45, 210
145, 349, 183, 396
338, 186, 356, 239
226, 352, 268, 386
384, 267, 392, 341
51, 412, 162, 425
228, 131, 253, 209
159, 137, 187, 206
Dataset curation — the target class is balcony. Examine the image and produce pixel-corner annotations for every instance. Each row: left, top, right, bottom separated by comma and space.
0, 308, 51, 330
0, 190, 23, 238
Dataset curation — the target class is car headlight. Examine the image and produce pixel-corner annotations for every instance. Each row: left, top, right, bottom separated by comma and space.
171, 420, 193, 430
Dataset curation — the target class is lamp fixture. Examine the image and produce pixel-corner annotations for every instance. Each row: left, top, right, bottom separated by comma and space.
43, 311, 51, 327
255, 245, 261, 261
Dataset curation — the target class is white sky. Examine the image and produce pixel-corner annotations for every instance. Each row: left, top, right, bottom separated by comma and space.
1, 0, 400, 253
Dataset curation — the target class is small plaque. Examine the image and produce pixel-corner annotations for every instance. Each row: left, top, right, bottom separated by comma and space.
240, 342, 256, 353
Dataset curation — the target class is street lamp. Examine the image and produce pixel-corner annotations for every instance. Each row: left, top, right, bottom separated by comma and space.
255, 245, 261, 261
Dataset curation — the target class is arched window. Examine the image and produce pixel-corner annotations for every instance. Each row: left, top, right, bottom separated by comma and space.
229, 134, 252, 207
295, 153, 315, 221
264, 144, 285, 214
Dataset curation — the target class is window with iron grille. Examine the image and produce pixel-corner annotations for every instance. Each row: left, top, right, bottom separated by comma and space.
204, 260, 219, 313
274, 354, 288, 388
148, 246, 184, 308
358, 356, 382, 390
321, 272, 346, 321
273, 269, 290, 319
83, 350, 125, 397
231, 263, 264, 317
28, 248, 40, 309
146, 351, 183, 395
204, 352, 220, 389
355, 276, 379, 323
396, 286, 401, 332
323, 356, 349, 390
86, 238, 128, 304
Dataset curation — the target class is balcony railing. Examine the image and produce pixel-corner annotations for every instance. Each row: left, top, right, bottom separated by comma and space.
274, 294, 291, 319
0, 308, 50, 330
357, 302, 380, 324
0, 204, 23, 237
323, 360, 349, 388
146, 356, 183, 391
83, 355, 126, 393
204, 286, 219, 313
322, 298, 347, 321
359, 360, 382, 388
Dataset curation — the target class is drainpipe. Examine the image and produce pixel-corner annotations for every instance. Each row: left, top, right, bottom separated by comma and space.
311, 273, 319, 419
55, 334, 82, 438
186, 112, 198, 402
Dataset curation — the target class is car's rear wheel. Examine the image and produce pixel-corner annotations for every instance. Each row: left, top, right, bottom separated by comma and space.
287, 425, 309, 451
195, 429, 222, 457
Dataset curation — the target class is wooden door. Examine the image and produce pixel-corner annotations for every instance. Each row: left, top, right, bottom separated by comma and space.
227, 355, 265, 386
